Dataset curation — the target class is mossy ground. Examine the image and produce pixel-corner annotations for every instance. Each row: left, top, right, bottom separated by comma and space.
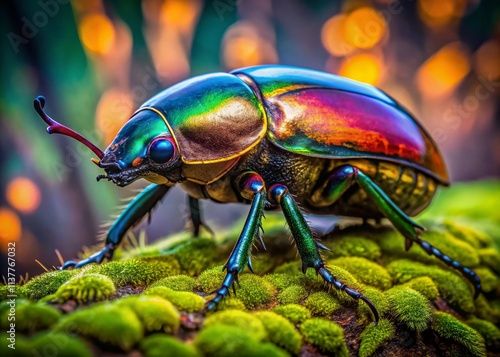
3, 181, 500, 356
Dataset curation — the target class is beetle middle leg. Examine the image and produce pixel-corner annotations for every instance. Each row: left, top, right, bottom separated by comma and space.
61, 184, 170, 269
205, 172, 266, 310
187, 196, 214, 237
311, 165, 482, 298
268, 183, 380, 325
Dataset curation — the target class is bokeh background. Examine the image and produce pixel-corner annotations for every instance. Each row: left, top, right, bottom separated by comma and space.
1, 0, 499, 279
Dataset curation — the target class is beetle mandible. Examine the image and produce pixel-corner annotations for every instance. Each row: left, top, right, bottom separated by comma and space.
34, 65, 482, 324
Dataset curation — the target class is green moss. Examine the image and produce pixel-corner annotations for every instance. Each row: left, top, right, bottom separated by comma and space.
474, 267, 499, 294
254, 311, 302, 354
323, 265, 365, 304
325, 235, 381, 261
432, 312, 486, 357
300, 318, 348, 356
172, 238, 219, 275
150, 274, 196, 291
385, 287, 431, 332
467, 318, 500, 351
278, 284, 306, 305
304, 292, 341, 317
329, 257, 392, 290
357, 287, 389, 323
23, 270, 76, 299
54, 302, 143, 350
264, 273, 298, 291
255, 343, 289, 357
478, 248, 500, 273
196, 265, 225, 293
0, 300, 61, 333
0, 285, 25, 301
140, 334, 200, 357
144, 286, 205, 313
194, 324, 260, 357
203, 309, 267, 341
30, 331, 93, 357
274, 261, 301, 275
397, 276, 439, 300
217, 297, 247, 311
234, 274, 277, 309
54, 273, 115, 303
474, 295, 500, 324
273, 304, 311, 324
115, 295, 180, 333
387, 259, 475, 313
85, 256, 180, 287
359, 319, 395, 357
440, 219, 492, 248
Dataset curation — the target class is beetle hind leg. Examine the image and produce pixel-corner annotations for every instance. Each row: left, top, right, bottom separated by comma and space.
269, 183, 380, 325
312, 165, 482, 299
205, 172, 266, 311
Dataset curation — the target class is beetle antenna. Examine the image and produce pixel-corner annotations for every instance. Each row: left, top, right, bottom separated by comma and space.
33, 96, 104, 159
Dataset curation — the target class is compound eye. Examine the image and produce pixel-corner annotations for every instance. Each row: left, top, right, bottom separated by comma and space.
149, 138, 175, 164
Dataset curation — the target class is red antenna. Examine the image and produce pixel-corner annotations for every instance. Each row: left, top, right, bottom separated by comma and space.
34, 96, 104, 159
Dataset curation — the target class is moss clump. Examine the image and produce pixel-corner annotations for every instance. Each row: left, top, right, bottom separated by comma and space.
387, 259, 475, 313
304, 291, 341, 317
467, 318, 500, 351
23, 270, 76, 299
478, 248, 500, 273
234, 274, 277, 309
398, 276, 439, 300
300, 318, 348, 356
254, 311, 302, 354
273, 304, 311, 324
264, 273, 298, 291
115, 295, 180, 333
203, 309, 267, 341
150, 274, 196, 291
329, 257, 392, 290
278, 284, 306, 304
0, 300, 61, 334
54, 302, 143, 350
54, 273, 115, 303
324, 265, 364, 303
326, 235, 382, 261
357, 287, 389, 323
196, 265, 225, 293
432, 312, 486, 357
358, 319, 395, 357
194, 324, 260, 357
85, 256, 180, 287
30, 331, 93, 357
144, 286, 204, 313
385, 287, 431, 331
140, 334, 200, 357
474, 267, 499, 293
217, 297, 246, 311
172, 238, 219, 275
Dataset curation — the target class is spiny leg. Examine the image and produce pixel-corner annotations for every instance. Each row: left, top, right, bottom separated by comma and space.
269, 184, 379, 325
187, 196, 214, 237
205, 172, 265, 310
61, 184, 170, 269
313, 165, 481, 298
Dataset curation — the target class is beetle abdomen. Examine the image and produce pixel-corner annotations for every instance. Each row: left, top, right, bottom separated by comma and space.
232, 65, 448, 185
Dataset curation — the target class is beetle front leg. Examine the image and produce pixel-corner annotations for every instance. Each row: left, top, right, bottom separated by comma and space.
187, 196, 214, 237
269, 184, 380, 325
205, 172, 265, 310
312, 165, 482, 299
61, 184, 170, 269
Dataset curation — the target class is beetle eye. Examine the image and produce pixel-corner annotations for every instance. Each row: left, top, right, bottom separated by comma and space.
149, 138, 175, 164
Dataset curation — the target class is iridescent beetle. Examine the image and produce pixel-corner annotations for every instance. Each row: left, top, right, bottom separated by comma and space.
34, 65, 481, 324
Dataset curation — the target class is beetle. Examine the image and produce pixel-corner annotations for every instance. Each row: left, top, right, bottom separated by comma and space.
34, 65, 481, 324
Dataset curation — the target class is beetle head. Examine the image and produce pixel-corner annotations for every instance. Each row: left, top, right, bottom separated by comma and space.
98, 110, 182, 187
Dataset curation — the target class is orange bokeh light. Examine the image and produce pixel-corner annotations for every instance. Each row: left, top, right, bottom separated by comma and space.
95, 88, 134, 145
418, 0, 466, 27
321, 14, 355, 57
343, 7, 387, 50
6, 177, 41, 214
79, 13, 116, 55
339, 53, 382, 85
160, 0, 201, 33
416, 42, 470, 98
0, 208, 22, 245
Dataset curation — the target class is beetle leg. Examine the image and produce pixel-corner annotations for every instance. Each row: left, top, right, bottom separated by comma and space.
60, 184, 170, 270
187, 196, 214, 237
314, 165, 482, 299
205, 172, 266, 310
268, 183, 380, 325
